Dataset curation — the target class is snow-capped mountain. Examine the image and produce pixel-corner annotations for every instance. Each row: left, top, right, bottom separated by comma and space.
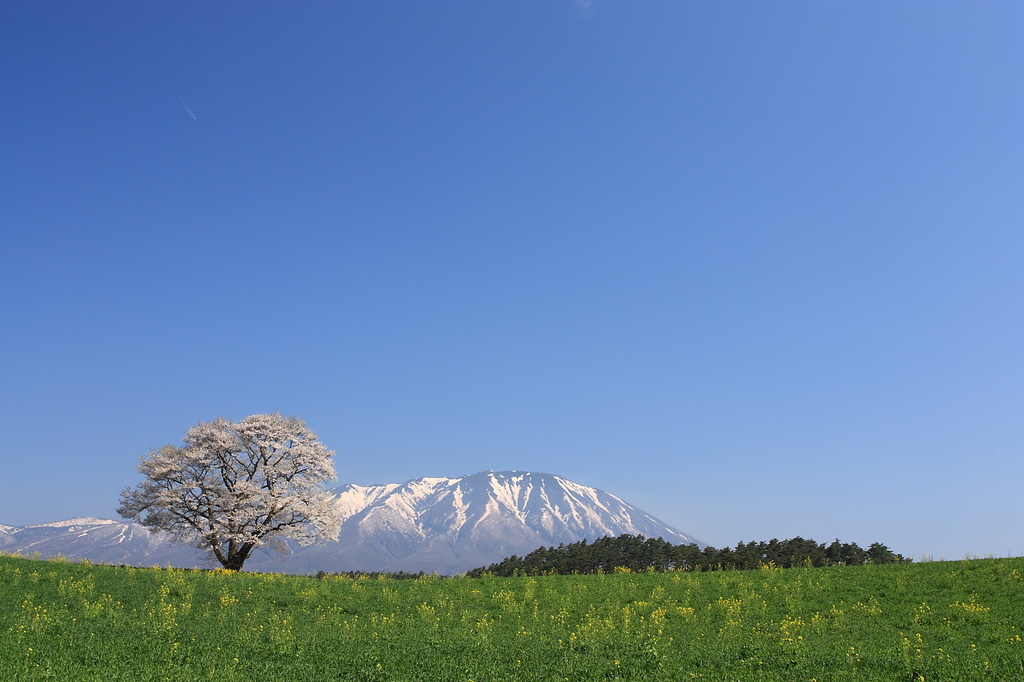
1, 471, 701, 574
0, 517, 201, 567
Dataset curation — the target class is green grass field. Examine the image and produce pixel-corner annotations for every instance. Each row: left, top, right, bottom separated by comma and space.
2, 554, 1022, 681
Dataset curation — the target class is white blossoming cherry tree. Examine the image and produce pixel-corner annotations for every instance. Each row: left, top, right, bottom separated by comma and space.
118, 413, 341, 571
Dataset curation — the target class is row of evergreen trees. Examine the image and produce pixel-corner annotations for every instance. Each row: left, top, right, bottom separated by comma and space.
465, 534, 909, 577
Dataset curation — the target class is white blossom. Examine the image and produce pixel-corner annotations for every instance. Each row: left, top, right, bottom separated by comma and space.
118, 413, 340, 571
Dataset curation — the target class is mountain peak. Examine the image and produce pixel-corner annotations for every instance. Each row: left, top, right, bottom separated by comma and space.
314, 470, 700, 573
28, 517, 117, 528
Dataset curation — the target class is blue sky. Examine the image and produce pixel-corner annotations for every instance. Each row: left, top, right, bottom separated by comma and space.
1, 1, 1021, 560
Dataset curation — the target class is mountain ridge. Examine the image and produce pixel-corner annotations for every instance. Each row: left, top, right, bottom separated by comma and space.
1, 470, 701, 574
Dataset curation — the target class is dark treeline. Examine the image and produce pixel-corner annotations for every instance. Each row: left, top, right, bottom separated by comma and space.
314, 570, 444, 581
465, 534, 910, 577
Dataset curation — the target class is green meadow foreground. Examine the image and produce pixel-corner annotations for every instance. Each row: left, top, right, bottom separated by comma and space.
2, 555, 1022, 681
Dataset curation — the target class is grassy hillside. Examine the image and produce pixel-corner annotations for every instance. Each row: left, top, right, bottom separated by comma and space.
2, 553, 1022, 680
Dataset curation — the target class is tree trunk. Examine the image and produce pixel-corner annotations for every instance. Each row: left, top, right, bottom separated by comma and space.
222, 543, 254, 571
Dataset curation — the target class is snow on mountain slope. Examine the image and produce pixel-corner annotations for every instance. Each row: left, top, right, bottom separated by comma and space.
0, 517, 202, 567
2, 471, 701, 575
337, 470, 697, 545
333, 482, 404, 522
248, 471, 701, 574
28, 517, 118, 528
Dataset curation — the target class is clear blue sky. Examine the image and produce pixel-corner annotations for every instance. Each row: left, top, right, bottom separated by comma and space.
2, 1, 1021, 560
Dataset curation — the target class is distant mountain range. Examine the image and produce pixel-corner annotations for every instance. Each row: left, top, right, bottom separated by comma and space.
0, 517, 198, 567
0, 471, 701, 574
